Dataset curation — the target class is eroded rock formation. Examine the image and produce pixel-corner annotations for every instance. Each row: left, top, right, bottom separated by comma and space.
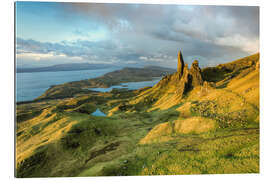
189, 60, 203, 87
177, 51, 185, 75
176, 53, 203, 98
140, 51, 205, 103
177, 63, 190, 99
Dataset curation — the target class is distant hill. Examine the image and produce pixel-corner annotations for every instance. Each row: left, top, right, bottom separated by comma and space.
144, 65, 176, 72
34, 66, 175, 101
102, 66, 175, 79
16, 63, 118, 73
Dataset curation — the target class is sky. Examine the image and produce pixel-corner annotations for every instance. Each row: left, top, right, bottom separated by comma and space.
15, 2, 259, 68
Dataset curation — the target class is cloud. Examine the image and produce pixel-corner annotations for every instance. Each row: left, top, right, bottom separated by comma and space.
214, 35, 259, 54
16, 3, 259, 68
17, 37, 117, 58
16, 37, 145, 66
16, 51, 84, 68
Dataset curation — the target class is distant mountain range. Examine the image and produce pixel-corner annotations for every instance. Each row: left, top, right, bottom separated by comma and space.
16, 63, 119, 73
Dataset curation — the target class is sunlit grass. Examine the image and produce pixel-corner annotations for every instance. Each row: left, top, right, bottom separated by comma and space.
16, 53, 260, 177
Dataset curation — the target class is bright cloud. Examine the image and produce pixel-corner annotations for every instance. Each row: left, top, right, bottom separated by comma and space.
214, 35, 259, 54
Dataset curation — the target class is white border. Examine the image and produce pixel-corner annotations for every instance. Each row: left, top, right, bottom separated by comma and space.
5, 0, 262, 6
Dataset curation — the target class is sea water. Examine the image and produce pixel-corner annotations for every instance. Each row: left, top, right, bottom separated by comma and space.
16, 68, 120, 102
16, 68, 161, 102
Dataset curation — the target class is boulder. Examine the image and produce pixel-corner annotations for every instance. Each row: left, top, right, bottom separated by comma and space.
200, 81, 213, 96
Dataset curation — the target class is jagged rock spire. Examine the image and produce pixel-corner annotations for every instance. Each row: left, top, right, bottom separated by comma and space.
189, 60, 203, 87
177, 51, 184, 75
177, 63, 190, 99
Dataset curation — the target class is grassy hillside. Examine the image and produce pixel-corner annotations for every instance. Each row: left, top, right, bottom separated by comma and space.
16, 53, 259, 177
201, 53, 259, 83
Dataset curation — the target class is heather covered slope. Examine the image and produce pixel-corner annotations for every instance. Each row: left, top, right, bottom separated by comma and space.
16, 52, 259, 177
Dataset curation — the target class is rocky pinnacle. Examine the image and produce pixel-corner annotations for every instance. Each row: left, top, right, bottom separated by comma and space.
189, 60, 203, 87
177, 51, 185, 75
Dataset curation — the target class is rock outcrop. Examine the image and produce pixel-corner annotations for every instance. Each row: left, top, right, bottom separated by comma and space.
177, 51, 185, 76
176, 63, 190, 99
189, 60, 203, 87
175, 52, 204, 99
129, 50, 205, 111
199, 81, 214, 96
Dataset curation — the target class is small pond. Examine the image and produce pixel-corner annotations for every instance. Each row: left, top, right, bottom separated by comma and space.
92, 108, 107, 117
